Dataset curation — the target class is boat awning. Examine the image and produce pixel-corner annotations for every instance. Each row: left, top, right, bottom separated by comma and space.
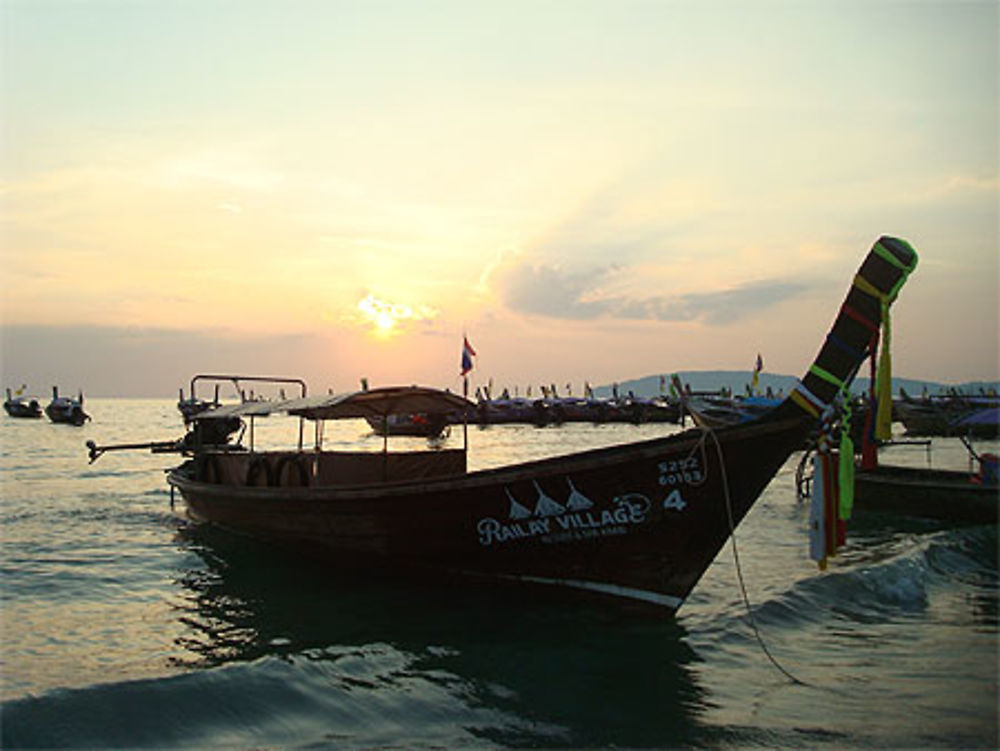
195, 386, 474, 421
954, 406, 1000, 427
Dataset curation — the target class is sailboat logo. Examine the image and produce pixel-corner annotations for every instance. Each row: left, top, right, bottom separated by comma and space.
565, 478, 594, 511
532, 480, 566, 517
476, 477, 651, 547
505, 488, 532, 520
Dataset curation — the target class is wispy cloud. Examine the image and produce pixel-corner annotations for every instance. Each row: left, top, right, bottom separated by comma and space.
487, 256, 811, 324
644, 278, 812, 324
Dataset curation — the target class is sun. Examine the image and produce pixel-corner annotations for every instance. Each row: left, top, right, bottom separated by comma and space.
373, 309, 397, 334
356, 293, 420, 339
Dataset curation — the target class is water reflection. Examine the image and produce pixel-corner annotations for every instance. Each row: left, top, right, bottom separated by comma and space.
170, 523, 713, 747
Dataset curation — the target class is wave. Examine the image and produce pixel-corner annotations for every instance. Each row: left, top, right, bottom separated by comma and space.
740, 524, 997, 631
1, 647, 561, 750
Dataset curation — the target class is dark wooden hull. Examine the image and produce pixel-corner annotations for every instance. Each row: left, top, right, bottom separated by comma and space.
366, 414, 450, 438
684, 397, 783, 430
169, 417, 809, 612
854, 465, 998, 525
45, 404, 89, 426
685, 401, 746, 430
4, 400, 42, 418
956, 423, 1000, 440
472, 399, 680, 426
895, 399, 1000, 437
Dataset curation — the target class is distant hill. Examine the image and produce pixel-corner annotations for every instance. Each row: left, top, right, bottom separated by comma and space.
594, 371, 1000, 399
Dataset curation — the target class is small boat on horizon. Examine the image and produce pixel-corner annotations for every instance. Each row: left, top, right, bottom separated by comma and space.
471, 393, 680, 427
366, 412, 451, 439
894, 388, 1000, 437
45, 387, 90, 426
4, 386, 42, 419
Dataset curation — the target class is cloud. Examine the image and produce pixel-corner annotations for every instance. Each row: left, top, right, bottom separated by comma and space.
494, 262, 612, 319
528, 172, 723, 270
488, 256, 811, 325
644, 278, 812, 324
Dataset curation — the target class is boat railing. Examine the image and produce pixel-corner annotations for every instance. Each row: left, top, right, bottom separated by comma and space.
189, 374, 308, 402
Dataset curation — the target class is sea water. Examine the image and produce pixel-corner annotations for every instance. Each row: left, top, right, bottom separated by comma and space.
1, 400, 996, 749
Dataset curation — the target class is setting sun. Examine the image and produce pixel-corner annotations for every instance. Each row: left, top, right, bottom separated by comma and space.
356, 294, 434, 339
373, 310, 396, 334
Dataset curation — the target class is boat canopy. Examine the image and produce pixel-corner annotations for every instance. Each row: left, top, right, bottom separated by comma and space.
195, 385, 473, 422
954, 406, 1000, 427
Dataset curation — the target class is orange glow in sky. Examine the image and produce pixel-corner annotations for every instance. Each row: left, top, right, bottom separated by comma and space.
1, 2, 996, 396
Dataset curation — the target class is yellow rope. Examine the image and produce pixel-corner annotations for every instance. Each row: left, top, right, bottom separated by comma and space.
790, 390, 820, 418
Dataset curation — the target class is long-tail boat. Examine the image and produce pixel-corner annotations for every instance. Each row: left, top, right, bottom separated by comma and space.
851, 462, 998, 525
4, 387, 42, 418
895, 389, 1000, 436
87, 237, 918, 613
45, 386, 90, 426
682, 394, 783, 430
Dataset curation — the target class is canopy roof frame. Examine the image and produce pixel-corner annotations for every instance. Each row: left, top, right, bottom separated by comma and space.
192, 382, 475, 454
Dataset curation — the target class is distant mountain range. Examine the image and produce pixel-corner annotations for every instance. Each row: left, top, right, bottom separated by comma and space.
593, 371, 1000, 399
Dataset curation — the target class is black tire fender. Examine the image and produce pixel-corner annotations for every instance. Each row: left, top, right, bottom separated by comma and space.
200, 454, 223, 484
246, 456, 272, 487
271, 454, 311, 488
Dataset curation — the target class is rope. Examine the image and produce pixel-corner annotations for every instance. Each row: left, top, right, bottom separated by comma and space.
809, 364, 847, 391
790, 381, 825, 418
697, 425, 809, 686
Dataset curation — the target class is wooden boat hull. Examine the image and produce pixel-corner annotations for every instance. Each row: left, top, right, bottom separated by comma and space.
45, 387, 90, 426
4, 400, 42, 418
365, 413, 450, 438
895, 398, 1000, 437
45, 404, 89, 426
169, 417, 808, 612
472, 398, 680, 426
854, 464, 998, 525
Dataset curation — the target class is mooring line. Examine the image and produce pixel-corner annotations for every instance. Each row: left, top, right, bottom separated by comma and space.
699, 426, 809, 687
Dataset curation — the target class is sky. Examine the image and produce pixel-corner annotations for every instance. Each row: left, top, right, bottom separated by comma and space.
1, 0, 997, 398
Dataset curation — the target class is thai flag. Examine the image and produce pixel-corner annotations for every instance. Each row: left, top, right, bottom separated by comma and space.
460, 336, 477, 376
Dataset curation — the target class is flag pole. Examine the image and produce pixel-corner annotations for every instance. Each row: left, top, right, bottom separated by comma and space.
463, 372, 469, 451
460, 334, 476, 454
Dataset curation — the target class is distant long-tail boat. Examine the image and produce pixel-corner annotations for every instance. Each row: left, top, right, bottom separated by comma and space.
4, 386, 42, 419
45, 387, 90, 426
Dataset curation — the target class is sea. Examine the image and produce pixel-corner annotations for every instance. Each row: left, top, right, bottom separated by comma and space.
1, 399, 997, 750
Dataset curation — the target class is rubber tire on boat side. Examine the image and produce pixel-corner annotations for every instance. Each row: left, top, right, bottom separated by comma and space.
199, 454, 222, 484
246, 456, 272, 487
271, 455, 310, 488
